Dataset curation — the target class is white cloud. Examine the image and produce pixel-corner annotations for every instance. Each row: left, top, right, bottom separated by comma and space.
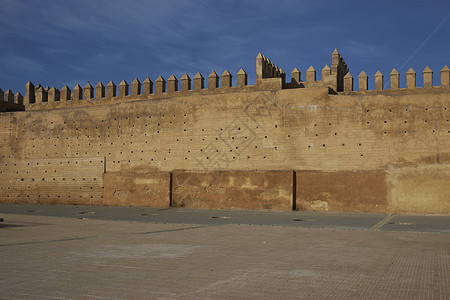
343, 41, 386, 60
69, 64, 89, 74
63, 79, 87, 90
38, 47, 72, 56
5, 54, 45, 73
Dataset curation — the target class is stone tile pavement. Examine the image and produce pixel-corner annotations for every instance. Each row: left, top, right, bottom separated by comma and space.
0, 205, 449, 299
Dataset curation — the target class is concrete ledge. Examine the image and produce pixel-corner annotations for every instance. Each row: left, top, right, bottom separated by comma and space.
295, 170, 388, 212
103, 172, 170, 207
172, 170, 294, 210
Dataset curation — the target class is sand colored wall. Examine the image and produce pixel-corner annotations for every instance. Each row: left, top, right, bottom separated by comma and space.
295, 171, 388, 213
172, 171, 294, 210
3, 87, 449, 174
1, 51, 450, 213
103, 172, 170, 207
1, 86, 449, 213
0, 156, 104, 205
387, 164, 450, 214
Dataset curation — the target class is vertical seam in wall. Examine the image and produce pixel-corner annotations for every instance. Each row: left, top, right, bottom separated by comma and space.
292, 170, 297, 211
102, 157, 107, 203
385, 170, 392, 213
169, 172, 173, 207
435, 119, 439, 163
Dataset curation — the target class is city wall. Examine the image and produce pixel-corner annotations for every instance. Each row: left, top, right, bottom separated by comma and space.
1, 50, 449, 214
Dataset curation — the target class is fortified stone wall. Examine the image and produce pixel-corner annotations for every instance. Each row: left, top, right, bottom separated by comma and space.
1, 50, 449, 214
0, 88, 25, 112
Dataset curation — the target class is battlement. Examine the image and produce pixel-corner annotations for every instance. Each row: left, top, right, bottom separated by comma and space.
343, 65, 450, 94
0, 88, 25, 112
282, 48, 349, 92
21, 67, 255, 111
2, 48, 450, 113
255, 52, 285, 82
1, 48, 450, 214
3, 49, 350, 112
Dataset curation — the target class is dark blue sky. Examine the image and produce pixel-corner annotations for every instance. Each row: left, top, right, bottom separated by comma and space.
1, 0, 449, 93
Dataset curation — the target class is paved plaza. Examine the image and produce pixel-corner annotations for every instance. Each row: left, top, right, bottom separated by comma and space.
0, 204, 449, 299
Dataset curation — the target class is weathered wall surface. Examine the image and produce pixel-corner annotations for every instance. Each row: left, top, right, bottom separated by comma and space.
1, 50, 450, 213
295, 171, 388, 212
103, 172, 170, 207
172, 171, 293, 210
0, 155, 104, 205
3, 87, 449, 172
1, 86, 450, 213
387, 164, 450, 214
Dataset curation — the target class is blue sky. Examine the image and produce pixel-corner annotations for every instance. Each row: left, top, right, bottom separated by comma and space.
1, 0, 449, 93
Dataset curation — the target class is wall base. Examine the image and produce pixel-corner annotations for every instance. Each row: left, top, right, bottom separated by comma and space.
2, 168, 449, 214
171, 170, 294, 210
103, 172, 170, 207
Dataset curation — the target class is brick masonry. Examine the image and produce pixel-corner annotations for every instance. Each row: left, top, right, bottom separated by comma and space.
1, 50, 450, 213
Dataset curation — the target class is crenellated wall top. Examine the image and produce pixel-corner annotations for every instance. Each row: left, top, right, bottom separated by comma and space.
1, 48, 449, 112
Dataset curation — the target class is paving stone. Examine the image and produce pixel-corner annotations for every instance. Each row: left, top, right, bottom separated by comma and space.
0, 211, 448, 299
